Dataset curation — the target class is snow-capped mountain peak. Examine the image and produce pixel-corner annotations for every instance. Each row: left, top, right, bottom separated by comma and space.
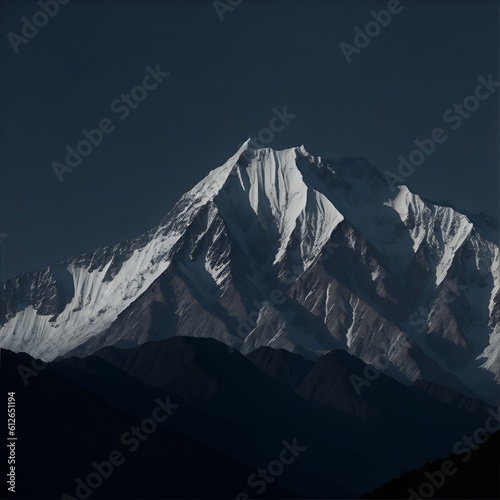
1, 143, 498, 405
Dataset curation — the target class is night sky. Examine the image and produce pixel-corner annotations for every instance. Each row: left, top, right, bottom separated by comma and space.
0, 0, 498, 283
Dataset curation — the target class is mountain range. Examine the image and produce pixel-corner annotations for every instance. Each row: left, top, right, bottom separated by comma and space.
1, 142, 498, 405
2, 337, 498, 498
2, 141, 499, 499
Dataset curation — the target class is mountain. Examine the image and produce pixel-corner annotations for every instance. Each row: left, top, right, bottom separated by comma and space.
1, 142, 498, 404
246, 346, 315, 389
363, 431, 500, 499
1, 336, 493, 498
411, 379, 492, 414
247, 346, 491, 417
1, 348, 299, 500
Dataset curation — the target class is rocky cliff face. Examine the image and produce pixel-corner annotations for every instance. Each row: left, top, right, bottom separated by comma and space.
1, 141, 498, 403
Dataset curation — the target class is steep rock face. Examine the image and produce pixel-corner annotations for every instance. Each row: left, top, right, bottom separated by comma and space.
1, 142, 498, 404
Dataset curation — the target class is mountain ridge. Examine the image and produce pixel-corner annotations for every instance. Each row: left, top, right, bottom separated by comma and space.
2, 334, 492, 498
1, 143, 498, 404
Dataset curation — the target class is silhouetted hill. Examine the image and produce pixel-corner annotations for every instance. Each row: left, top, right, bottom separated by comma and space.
1, 349, 296, 499
246, 346, 314, 389
2, 336, 496, 499
363, 431, 500, 499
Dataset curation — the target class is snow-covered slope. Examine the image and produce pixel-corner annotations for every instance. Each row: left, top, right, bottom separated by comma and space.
1, 141, 498, 404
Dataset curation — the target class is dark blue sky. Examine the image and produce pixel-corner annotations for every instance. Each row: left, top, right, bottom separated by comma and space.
0, 0, 498, 282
